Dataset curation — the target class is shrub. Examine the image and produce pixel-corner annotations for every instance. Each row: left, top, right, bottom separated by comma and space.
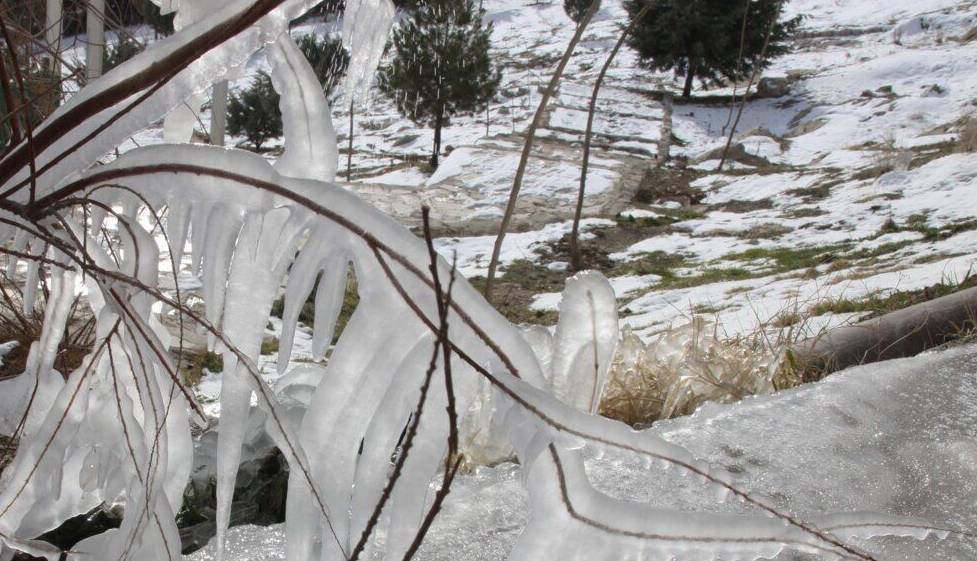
227, 71, 283, 151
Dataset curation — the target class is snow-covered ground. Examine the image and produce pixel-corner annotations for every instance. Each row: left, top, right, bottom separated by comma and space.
187, 342, 977, 561
413, 0, 977, 340
101, 0, 977, 408
91, 0, 977, 345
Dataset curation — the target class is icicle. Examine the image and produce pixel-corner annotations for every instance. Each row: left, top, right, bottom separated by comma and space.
268, 34, 338, 182
341, 0, 396, 107
549, 271, 619, 414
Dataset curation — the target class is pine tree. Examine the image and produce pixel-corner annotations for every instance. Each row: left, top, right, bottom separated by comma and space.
624, 0, 801, 98
564, 0, 595, 23
296, 34, 350, 96
227, 72, 283, 151
378, 0, 500, 168
226, 36, 348, 152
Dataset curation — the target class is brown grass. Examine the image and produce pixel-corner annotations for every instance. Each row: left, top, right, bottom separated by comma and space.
0, 278, 95, 380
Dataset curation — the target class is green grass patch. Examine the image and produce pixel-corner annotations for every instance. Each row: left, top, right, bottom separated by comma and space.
178, 351, 224, 387
810, 274, 977, 318
468, 260, 562, 325
727, 244, 846, 273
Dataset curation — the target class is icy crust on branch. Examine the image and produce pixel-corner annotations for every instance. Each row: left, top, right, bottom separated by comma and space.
1, 140, 954, 560
512, 444, 945, 561
0, 225, 191, 561
549, 271, 618, 413
268, 34, 339, 182
341, 0, 396, 106
458, 272, 618, 466
0, 0, 321, 196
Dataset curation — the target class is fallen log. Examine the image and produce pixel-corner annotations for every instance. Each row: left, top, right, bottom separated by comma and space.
790, 285, 977, 377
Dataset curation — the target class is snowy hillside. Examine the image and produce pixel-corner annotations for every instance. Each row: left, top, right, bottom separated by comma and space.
408, 0, 977, 341
101, 0, 977, 341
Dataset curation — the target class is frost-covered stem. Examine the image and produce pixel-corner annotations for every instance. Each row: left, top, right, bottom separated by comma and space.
569, 2, 649, 271
717, 2, 779, 172
0, 319, 119, 521
400, 210, 463, 561
13, 213, 348, 553
369, 243, 882, 561
422, 206, 459, 459
210, 81, 229, 146
347, 305, 446, 561
0, 0, 294, 193
483, 0, 600, 299
85, 0, 105, 81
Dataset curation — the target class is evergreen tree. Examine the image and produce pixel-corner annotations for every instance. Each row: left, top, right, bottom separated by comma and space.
624, 0, 801, 98
227, 72, 283, 151
378, 0, 500, 168
296, 34, 350, 96
564, 0, 595, 24
226, 35, 348, 152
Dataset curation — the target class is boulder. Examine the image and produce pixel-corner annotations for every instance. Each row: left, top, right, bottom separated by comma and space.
756, 77, 791, 98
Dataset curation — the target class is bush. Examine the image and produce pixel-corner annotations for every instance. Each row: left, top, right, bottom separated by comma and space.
227, 72, 283, 151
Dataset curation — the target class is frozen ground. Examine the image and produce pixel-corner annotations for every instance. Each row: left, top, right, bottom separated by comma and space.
187, 342, 977, 561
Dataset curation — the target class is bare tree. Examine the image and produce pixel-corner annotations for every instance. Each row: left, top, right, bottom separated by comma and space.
483, 0, 600, 299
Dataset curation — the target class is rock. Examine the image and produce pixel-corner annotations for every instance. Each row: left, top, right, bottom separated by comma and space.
501, 86, 529, 99
876, 85, 894, 95
785, 118, 826, 138
391, 133, 420, 148
921, 84, 947, 97
756, 77, 791, 98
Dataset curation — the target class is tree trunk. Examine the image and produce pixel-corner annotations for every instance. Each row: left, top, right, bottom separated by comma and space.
790, 285, 977, 378
657, 90, 673, 166
571, 1, 649, 272
347, 100, 354, 181
45, 0, 63, 71
430, 106, 444, 169
210, 80, 228, 146
682, 63, 695, 98
86, 0, 105, 81
484, 0, 601, 299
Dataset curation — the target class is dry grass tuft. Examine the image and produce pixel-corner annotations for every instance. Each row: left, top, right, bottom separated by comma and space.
0, 278, 95, 380
600, 319, 792, 428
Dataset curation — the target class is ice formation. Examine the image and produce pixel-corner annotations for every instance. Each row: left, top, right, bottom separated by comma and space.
0, 2, 958, 561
